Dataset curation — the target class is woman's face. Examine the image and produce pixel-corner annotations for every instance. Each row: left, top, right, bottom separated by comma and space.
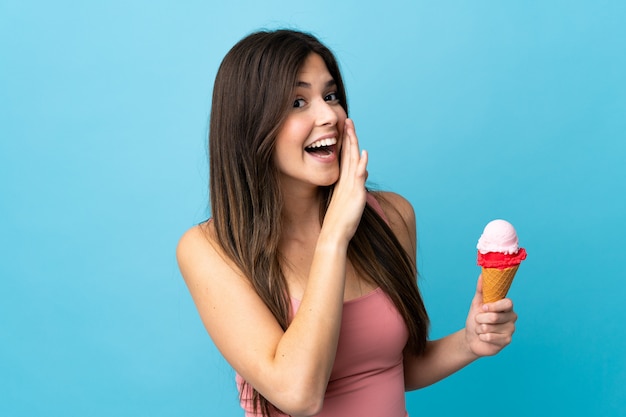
273, 53, 347, 192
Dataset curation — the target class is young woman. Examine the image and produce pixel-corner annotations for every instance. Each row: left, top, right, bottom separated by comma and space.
177, 29, 517, 417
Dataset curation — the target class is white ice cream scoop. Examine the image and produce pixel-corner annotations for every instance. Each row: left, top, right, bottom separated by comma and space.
477, 219, 519, 255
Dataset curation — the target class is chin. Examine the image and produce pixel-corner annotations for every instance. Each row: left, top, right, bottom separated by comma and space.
318, 176, 339, 187
325, 170, 341, 184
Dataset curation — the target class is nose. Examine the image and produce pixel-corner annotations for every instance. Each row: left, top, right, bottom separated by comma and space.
314, 99, 339, 127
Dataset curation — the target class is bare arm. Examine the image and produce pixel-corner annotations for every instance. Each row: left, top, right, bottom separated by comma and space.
403, 287, 517, 390
177, 119, 368, 416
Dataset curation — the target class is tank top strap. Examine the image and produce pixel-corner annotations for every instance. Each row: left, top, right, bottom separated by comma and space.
366, 192, 389, 225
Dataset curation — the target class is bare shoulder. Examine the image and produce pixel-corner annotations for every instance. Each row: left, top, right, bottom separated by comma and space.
370, 191, 416, 231
177, 222, 238, 278
370, 191, 417, 259
176, 222, 211, 267
176, 221, 253, 301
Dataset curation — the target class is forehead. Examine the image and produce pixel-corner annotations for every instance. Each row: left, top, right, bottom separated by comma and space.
296, 53, 333, 81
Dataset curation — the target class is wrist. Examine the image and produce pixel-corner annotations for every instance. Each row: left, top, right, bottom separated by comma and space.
317, 226, 352, 251
461, 329, 481, 361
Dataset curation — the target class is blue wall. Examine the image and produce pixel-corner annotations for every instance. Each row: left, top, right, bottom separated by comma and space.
1, 1, 624, 416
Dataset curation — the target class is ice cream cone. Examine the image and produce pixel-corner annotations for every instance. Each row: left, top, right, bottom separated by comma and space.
481, 265, 519, 303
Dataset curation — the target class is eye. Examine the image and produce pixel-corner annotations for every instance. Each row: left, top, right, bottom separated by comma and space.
324, 92, 339, 102
293, 98, 306, 108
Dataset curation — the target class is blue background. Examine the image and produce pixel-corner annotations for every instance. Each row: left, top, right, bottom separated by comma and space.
1, 1, 624, 416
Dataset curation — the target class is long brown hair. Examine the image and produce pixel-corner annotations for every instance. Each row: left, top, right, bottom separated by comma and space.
209, 29, 429, 416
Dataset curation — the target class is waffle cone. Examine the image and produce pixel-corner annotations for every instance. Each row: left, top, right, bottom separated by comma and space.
481, 265, 519, 303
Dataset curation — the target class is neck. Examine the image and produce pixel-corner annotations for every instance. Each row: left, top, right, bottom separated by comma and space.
280, 186, 325, 240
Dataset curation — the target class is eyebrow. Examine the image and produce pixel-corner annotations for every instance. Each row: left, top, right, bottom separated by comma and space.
295, 79, 337, 88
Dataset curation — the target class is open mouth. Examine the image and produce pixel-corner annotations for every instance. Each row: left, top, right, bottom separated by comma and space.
305, 138, 338, 158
